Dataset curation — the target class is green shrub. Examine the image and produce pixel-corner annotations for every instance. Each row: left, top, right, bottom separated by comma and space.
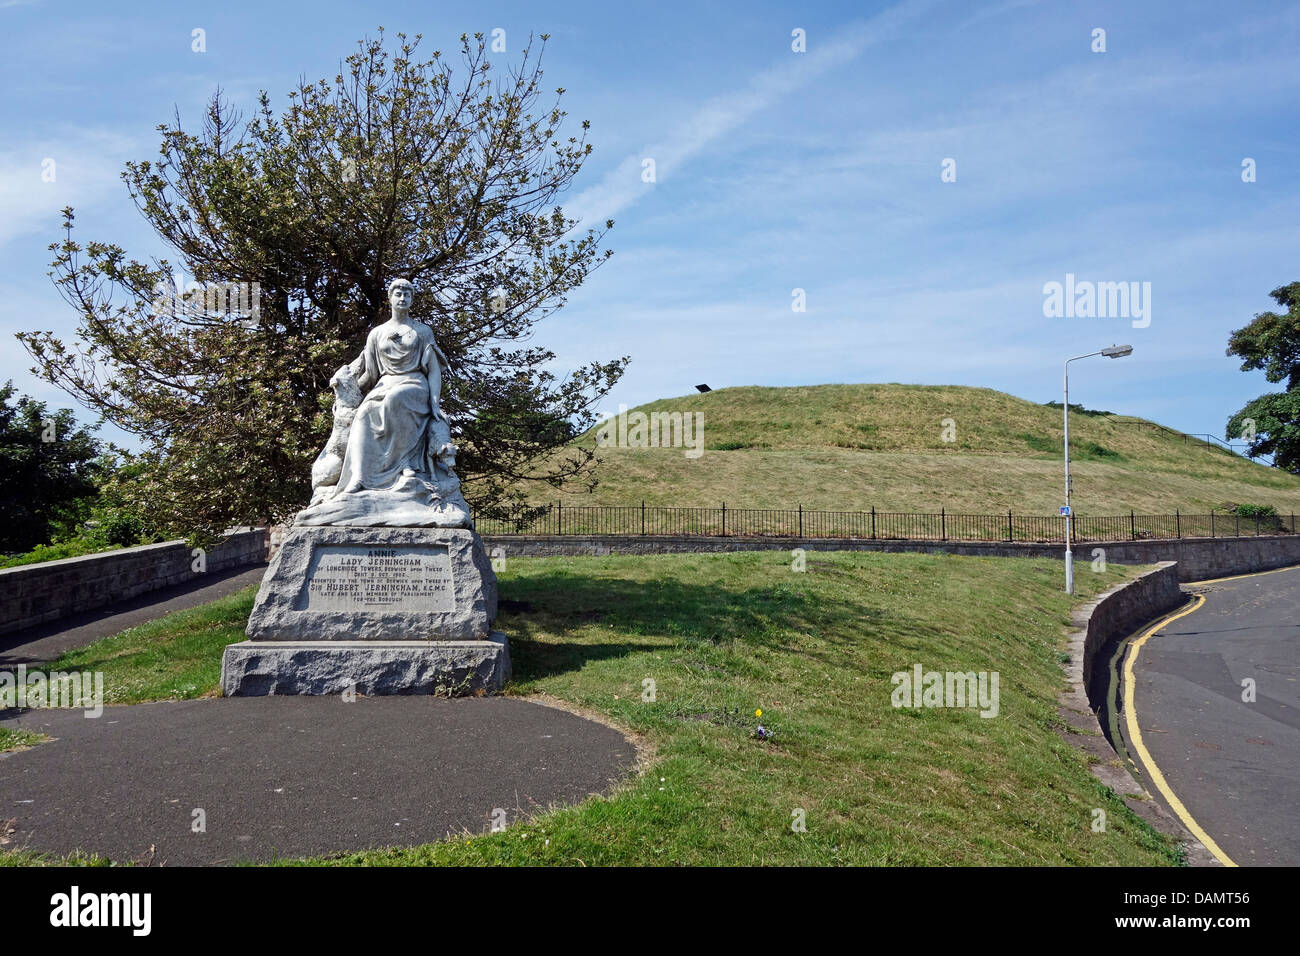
92, 509, 148, 548
0, 540, 121, 569
1043, 400, 1114, 417
1233, 503, 1284, 531
1082, 441, 1122, 460
0, 503, 160, 568
1018, 433, 1059, 454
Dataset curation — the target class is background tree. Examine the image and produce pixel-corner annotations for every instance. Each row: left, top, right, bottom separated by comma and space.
0, 383, 103, 553
19, 29, 626, 540
1225, 282, 1300, 474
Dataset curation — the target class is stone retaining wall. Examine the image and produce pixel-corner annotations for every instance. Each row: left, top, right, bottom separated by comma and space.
1058, 562, 1217, 865
0, 529, 269, 636
1064, 562, 1184, 710
482, 533, 1300, 581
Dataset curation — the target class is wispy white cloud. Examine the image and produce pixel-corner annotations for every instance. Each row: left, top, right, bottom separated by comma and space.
956, 0, 1044, 30
564, 0, 938, 229
0, 127, 138, 248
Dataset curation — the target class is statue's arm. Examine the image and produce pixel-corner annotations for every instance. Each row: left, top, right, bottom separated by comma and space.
346, 329, 377, 391
422, 340, 446, 421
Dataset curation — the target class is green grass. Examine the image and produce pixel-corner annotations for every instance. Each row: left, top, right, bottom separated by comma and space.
1018, 432, 1060, 455
0, 848, 117, 867
1081, 441, 1123, 461
310, 552, 1176, 866
0, 728, 49, 752
506, 384, 1300, 515
12, 550, 1182, 866
44, 588, 254, 704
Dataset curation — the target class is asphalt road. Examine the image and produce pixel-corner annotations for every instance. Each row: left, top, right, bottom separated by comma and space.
1123, 565, 1300, 866
0, 696, 635, 865
0, 564, 268, 667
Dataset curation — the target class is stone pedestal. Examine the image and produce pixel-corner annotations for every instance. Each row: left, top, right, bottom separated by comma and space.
221, 633, 511, 697
224, 525, 506, 696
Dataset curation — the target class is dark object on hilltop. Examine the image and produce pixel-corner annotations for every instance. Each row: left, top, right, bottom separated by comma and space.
696, 384, 712, 393
1043, 400, 1114, 417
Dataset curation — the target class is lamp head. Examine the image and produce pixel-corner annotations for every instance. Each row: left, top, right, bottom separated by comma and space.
1101, 344, 1133, 358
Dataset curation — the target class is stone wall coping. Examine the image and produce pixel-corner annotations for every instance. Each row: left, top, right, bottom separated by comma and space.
0, 529, 269, 637
0, 528, 267, 580
0, 539, 191, 578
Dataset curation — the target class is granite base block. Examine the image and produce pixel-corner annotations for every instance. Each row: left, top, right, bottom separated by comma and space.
221, 632, 511, 697
245, 525, 498, 642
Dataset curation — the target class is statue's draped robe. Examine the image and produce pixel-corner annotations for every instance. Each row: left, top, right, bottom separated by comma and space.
335, 320, 446, 495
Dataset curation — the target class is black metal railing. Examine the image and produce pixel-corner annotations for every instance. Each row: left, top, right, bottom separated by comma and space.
471, 503, 1299, 543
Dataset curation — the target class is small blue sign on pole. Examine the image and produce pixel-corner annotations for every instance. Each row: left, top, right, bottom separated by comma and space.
1059, 506, 1071, 516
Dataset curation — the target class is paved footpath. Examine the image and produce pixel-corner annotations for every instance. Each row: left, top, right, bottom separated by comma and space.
0, 564, 268, 666
1123, 565, 1300, 866
0, 696, 635, 865
1, 566, 636, 865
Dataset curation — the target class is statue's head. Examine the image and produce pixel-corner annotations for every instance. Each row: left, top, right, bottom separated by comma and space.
388, 278, 414, 312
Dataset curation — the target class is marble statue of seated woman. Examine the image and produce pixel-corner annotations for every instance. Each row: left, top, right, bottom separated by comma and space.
295, 278, 472, 528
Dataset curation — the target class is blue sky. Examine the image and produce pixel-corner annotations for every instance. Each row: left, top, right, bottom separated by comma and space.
2, 0, 1297, 452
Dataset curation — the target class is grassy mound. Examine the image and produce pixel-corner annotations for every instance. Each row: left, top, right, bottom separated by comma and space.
512, 384, 1300, 515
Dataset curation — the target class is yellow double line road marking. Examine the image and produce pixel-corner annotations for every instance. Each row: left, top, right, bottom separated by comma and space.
1121, 564, 1300, 867
1121, 594, 1235, 866
1188, 563, 1300, 586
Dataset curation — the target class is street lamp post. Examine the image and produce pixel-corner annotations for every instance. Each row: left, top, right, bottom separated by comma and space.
1063, 344, 1133, 594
